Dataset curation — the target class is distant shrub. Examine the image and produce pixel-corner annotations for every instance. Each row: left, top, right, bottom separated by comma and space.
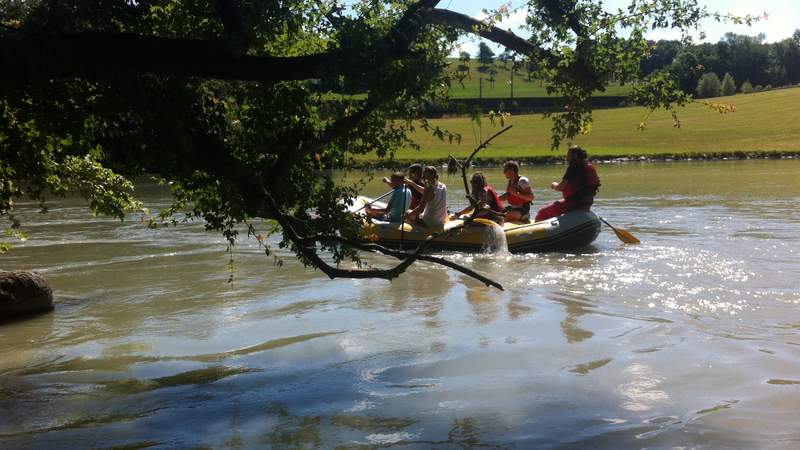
754, 85, 764, 92
721, 73, 736, 96
740, 80, 754, 93
696, 72, 721, 98
765, 84, 772, 90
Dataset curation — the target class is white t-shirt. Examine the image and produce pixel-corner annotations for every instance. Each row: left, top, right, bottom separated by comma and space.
420, 181, 447, 228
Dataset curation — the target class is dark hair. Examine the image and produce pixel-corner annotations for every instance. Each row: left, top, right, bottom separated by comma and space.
408, 163, 423, 176
423, 165, 439, 180
470, 172, 487, 190
503, 160, 520, 173
568, 145, 588, 161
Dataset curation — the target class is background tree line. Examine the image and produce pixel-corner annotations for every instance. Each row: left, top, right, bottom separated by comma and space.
640, 31, 800, 97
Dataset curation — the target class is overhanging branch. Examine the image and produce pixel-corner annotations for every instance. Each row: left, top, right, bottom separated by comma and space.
0, 32, 337, 82
425, 8, 554, 61
2, 1, 558, 83
263, 187, 503, 290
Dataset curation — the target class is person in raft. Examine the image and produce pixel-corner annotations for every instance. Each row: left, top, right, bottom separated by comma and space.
404, 163, 425, 209
498, 160, 534, 222
451, 172, 505, 224
535, 145, 601, 222
365, 172, 412, 222
406, 165, 448, 228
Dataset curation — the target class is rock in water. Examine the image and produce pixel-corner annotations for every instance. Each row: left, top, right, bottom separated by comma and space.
0, 271, 54, 319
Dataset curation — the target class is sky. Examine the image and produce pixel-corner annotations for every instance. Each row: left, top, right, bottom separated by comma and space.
443, 0, 800, 56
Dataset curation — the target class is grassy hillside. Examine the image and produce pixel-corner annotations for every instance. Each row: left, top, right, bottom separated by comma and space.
361, 87, 800, 162
445, 58, 632, 99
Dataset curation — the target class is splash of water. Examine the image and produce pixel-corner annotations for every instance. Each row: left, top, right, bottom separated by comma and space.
481, 222, 508, 254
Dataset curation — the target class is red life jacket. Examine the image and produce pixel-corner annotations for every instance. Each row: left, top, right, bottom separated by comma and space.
563, 162, 600, 204
506, 176, 532, 207
484, 185, 503, 211
409, 188, 423, 209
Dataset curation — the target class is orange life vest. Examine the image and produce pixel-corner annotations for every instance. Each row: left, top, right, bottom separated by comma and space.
506, 176, 532, 207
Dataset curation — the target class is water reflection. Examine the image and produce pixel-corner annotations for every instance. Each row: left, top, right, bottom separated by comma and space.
463, 275, 502, 325
357, 262, 453, 328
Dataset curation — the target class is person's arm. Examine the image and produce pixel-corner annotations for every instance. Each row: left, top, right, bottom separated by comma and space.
408, 184, 432, 217
451, 205, 474, 219
551, 179, 567, 192
404, 178, 425, 195
509, 179, 534, 203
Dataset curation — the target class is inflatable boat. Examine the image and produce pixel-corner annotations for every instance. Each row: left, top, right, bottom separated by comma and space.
351, 196, 601, 253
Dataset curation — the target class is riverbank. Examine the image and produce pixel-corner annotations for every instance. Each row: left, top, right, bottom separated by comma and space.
354, 150, 800, 169
353, 87, 800, 168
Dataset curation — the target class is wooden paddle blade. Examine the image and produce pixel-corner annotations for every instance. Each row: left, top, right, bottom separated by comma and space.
599, 216, 641, 244
612, 226, 640, 244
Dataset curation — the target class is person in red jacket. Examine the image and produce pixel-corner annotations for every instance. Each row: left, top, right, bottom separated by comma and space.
535, 145, 600, 222
499, 160, 534, 222
451, 172, 505, 224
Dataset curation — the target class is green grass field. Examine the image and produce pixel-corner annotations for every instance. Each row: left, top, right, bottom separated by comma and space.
363, 87, 800, 163
445, 58, 632, 99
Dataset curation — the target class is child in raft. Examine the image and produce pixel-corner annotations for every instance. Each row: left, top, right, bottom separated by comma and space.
404, 163, 425, 209
365, 172, 412, 222
405, 166, 448, 228
535, 145, 601, 222
451, 172, 505, 224
499, 160, 534, 222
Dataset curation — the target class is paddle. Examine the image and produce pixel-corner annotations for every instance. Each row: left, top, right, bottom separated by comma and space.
599, 217, 640, 244
353, 189, 394, 213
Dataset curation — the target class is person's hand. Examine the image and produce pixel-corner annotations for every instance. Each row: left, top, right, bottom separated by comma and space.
382, 176, 391, 185
550, 181, 558, 190
404, 177, 412, 185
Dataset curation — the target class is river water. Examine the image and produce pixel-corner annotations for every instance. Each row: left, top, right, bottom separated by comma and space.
1, 160, 799, 449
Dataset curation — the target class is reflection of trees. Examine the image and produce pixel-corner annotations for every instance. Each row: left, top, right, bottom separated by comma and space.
546, 293, 595, 344
507, 292, 533, 321
463, 277, 501, 325
357, 263, 453, 328
263, 404, 323, 449
261, 404, 510, 449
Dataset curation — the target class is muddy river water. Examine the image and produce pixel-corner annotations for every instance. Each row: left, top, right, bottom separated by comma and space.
1, 159, 799, 449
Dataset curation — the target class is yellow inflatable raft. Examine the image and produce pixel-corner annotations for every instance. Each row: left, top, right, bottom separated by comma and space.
352, 196, 601, 253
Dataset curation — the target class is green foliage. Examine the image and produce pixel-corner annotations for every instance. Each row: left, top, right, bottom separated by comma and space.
0, 0, 733, 266
740, 79, 754, 93
721, 72, 736, 96
696, 72, 722, 98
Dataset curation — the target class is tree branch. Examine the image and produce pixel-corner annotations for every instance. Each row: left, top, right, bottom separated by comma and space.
308, 235, 504, 290
263, 186, 503, 290
454, 125, 513, 217
425, 8, 554, 61
0, 32, 341, 82
1, 1, 558, 83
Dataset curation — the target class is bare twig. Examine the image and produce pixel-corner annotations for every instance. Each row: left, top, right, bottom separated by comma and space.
453, 125, 513, 221
309, 235, 504, 290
